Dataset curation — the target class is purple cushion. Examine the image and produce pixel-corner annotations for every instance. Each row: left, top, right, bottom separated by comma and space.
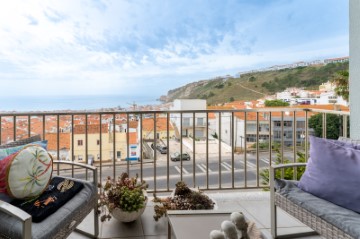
298, 136, 360, 213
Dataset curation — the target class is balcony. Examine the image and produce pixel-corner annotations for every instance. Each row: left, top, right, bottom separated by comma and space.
0, 107, 349, 238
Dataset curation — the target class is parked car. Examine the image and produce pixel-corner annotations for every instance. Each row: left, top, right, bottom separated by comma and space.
156, 145, 167, 154
151, 143, 167, 154
170, 152, 191, 161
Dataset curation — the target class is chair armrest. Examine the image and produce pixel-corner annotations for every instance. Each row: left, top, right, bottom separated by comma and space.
271, 163, 307, 171
270, 163, 307, 185
53, 160, 96, 172
52, 160, 98, 186
0, 200, 31, 221
0, 200, 32, 239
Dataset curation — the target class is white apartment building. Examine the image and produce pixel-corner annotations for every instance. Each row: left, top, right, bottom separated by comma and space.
318, 92, 348, 106
170, 99, 207, 139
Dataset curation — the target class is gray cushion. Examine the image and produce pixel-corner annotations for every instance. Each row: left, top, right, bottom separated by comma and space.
298, 136, 360, 213
276, 179, 360, 238
338, 137, 360, 145
0, 135, 42, 149
0, 193, 12, 203
0, 177, 96, 239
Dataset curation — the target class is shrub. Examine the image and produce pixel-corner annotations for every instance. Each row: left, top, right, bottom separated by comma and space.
260, 148, 306, 190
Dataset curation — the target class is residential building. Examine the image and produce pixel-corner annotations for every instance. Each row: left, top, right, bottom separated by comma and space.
141, 117, 175, 140
324, 56, 349, 64
170, 99, 207, 139
70, 124, 137, 163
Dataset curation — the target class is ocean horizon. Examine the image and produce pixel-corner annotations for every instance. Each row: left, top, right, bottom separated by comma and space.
0, 95, 161, 112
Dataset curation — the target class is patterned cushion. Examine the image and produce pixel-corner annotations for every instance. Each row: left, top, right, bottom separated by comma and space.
0, 140, 47, 160
0, 135, 41, 149
4, 145, 53, 199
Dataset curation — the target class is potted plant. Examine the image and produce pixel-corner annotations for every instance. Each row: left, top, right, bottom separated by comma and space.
98, 172, 148, 222
153, 181, 215, 221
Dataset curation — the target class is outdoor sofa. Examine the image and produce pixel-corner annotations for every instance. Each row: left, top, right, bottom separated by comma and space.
270, 137, 360, 239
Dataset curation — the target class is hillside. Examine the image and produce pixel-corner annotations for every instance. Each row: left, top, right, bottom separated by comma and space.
162, 62, 349, 105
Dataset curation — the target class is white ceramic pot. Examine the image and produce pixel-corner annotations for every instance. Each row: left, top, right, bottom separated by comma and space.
110, 191, 148, 222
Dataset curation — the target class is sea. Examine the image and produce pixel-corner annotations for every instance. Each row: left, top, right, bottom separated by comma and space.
0, 95, 161, 112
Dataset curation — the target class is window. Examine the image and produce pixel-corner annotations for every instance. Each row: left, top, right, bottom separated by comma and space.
197, 118, 204, 126
284, 121, 292, 127
97, 139, 100, 145
183, 118, 190, 126
77, 140, 83, 146
284, 131, 293, 139
296, 121, 305, 128
117, 151, 121, 159
246, 134, 256, 142
78, 155, 83, 161
274, 121, 281, 127
273, 131, 282, 139
246, 123, 256, 132
259, 123, 269, 132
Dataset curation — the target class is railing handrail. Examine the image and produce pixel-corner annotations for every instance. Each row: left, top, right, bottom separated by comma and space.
0, 107, 350, 116
0, 107, 350, 193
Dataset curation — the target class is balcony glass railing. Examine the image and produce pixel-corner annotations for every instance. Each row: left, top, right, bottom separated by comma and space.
0, 108, 349, 193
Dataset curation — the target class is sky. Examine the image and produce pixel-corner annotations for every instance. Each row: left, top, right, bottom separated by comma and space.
0, 0, 349, 102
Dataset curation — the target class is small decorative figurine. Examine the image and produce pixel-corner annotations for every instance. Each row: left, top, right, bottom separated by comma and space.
230, 212, 249, 239
210, 212, 262, 239
209, 230, 226, 239
221, 220, 238, 239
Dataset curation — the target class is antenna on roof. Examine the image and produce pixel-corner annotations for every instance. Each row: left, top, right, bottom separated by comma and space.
127, 101, 137, 111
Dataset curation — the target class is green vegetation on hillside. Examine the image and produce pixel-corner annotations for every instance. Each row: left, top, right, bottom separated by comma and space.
331, 70, 349, 101
165, 62, 349, 105
264, 99, 290, 107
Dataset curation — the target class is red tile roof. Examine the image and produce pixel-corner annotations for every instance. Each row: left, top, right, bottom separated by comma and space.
73, 124, 109, 134
45, 133, 71, 151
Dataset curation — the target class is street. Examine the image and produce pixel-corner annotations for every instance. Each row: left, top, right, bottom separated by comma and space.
57, 149, 301, 191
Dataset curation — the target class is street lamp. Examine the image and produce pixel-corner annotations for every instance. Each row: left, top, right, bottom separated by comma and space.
300, 132, 305, 148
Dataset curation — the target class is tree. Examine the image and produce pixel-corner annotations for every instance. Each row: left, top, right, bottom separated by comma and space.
331, 70, 349, 102
308, 113, 343, 139
229, 97, 235, 102
249, 76, 256, 82
264, 99, 289, 107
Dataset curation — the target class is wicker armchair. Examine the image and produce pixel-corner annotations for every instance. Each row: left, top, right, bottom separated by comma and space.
0, 160, 99, 239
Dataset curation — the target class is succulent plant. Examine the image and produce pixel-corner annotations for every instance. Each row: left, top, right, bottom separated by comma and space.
153, 181, 215, 221
98, 173, 148, 222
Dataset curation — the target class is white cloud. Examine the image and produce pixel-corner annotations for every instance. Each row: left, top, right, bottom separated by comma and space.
0, 0, 349, 100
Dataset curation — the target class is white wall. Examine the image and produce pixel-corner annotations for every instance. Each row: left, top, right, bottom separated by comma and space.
171, 99, 207, 111
170, 99, 207, 138
350, 0, 360, 139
